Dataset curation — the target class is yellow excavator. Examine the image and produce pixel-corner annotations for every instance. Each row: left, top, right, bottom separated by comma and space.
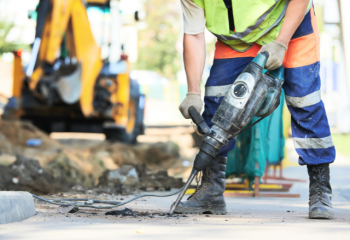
5, 0, 145, 143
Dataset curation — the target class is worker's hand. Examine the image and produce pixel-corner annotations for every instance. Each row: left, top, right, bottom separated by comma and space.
179, 92, 203, 119
258, 41, 287, 70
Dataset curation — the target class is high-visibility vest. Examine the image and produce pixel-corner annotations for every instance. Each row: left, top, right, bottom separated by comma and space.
192, 0, 312, 52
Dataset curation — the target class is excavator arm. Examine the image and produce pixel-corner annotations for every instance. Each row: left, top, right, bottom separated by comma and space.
27, 0, 103, 117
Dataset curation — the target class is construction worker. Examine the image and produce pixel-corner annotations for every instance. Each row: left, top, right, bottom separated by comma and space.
178, 0, 335, 219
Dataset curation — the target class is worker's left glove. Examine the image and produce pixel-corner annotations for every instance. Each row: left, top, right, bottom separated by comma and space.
258, 41, 287, 70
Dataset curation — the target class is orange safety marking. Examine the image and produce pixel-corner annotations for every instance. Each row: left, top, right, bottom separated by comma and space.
283, 6, 320, 68
214, 41, 261, 59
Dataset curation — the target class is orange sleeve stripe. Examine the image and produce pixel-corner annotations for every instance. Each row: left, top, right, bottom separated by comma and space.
283, 6, 320, 68
214, 41, 260, 59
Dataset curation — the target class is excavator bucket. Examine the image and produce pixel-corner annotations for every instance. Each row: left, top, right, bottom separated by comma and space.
56, 63, 82, 104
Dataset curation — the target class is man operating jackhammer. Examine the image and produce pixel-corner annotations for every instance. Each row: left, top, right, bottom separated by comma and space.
177, 0, 335, 219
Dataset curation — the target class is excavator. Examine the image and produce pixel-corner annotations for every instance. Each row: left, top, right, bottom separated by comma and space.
5, 0, 145, 143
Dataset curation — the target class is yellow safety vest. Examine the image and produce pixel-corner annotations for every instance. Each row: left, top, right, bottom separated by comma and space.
193, 0, 312, 52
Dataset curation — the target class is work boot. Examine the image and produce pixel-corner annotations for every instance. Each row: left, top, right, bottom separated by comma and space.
307, 163, 334, 219
174, 156, 227, 215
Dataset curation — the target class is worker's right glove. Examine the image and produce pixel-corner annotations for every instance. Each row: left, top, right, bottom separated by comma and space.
179, 92, 203, 119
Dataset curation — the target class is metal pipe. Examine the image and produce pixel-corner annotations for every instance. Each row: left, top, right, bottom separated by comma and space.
26, 38, 41, 77
169, 169, 198, 215
109, 0, 122, 64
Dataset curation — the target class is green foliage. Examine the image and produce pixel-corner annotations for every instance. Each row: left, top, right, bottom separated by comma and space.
332, 133, 350, 159
134, 0, 182, 80
0, 20, 19, 54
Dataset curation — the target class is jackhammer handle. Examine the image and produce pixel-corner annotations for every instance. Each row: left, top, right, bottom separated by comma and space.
188, 106, 210, 135
253, 52, 269, 69
260, 51, 269, 59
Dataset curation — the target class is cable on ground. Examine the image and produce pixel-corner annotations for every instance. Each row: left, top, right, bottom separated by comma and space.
31, 186, 185, 209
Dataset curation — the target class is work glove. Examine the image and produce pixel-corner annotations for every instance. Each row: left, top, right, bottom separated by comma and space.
258, 41, 287, 70
179, 92, 203, 119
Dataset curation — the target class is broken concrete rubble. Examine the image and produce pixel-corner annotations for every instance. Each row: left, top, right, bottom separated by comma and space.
105, 208, 138, 217
104, 207, 187, 218
98, 165, 139, 194
58, 205, 79, 214
138, 169, 183, 191
98, 164, 183, 193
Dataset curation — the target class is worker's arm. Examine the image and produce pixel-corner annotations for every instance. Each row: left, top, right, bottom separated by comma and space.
276, 0, 310, 46
184, 33, 206, 94
259, 0, 310, 70
179, 33, 206, 119
178, 0, 206, 119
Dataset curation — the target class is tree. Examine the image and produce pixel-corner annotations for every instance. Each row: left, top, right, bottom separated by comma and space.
0, 20, 20, 54
134, 0, 182, 80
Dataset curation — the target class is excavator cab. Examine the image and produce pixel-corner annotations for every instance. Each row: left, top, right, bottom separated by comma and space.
5, 0, 145, 143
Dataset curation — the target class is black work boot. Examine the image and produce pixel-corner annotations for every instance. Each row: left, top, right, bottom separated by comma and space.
174, 156, 227, 215
307, 163, 334, 219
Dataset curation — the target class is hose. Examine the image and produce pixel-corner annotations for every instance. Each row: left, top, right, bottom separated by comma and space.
31, 185, 185, 209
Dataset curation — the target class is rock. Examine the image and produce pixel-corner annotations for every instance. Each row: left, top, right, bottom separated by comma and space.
138, 170, 183, 190
98, 163, 183, 193
58, 205, 79, 214
71, 185, 86, 193
105, 208, 137, 217
98, 165, 139, 193
144, 142, 180, 165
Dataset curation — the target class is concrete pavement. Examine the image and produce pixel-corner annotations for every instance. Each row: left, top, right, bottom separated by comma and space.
0, 192, 35, 224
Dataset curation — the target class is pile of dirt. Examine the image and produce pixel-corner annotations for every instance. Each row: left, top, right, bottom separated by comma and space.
0, 155, 68, 194
0, 120, 62, 153
0, 120, 186, 194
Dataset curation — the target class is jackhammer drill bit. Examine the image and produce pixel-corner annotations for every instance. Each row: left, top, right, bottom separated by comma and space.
169, 106, 209, 215
169, 169, 198, 215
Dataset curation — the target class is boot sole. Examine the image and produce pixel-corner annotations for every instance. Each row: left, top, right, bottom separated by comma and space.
174, 204, 227, 215
309, 210, 334, 219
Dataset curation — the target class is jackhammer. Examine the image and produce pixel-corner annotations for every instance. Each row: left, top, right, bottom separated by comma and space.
31, 52, 284, 214
169, 52, 284, 214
